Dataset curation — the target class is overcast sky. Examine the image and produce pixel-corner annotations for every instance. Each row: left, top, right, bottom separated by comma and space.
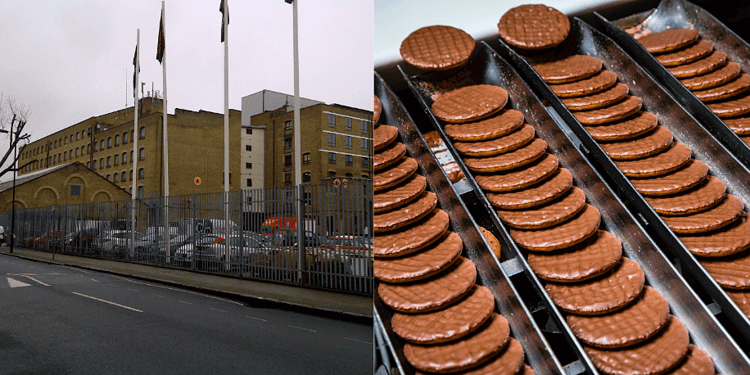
0, 0, 374, 143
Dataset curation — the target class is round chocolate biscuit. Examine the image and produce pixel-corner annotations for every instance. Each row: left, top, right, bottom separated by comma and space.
431, 85, 508, 124
669, 345, 716, 375
391, 285, 495, 345
400, 25, 476, 71
656, 38, 713, 67
706, 91, 750, 118
374, 95, 382, 124
511, 203, 601, 252
700, 248, 750, 290
545, 257, 645, 315
599, 126, 673, 160
637, 28, 699, 53
486, 168, 573, 210
374, 124, 399, 152
454, 123, 535, 157
679, 213, 750, 257
444, 338, 525, 375
444, 109, 525, 142
374, 156, 418, 192
498, 4, 570, 51
374, 191, 438, 233
404, 313, 509, 374
630, 159, 709, 197
585, 111, 659, 141
475, 153, 559, 193
375, 209, 450, 258
374, 141, 406, 172
375, 174, 427, 214
681, 61, 741, 90
661, 194, 743, 234
479, 226, 502, 259
533, 54, 603, 84
573, 96, 643, 125
375, 232, 463, 284
561, 83, 630, 111
645, 176, 726, 216
464, 139, 548, 173
549, 70, 618, 98
726, 289, 750, 316
584, 316, 690, 375
667, 50, 727, 78
378, 256, 476, 313
724, 115, 750, 135
567, 286, 670, 349
614, 142, 692, 178
497, 186, 586, 229
528, 230, 622, 283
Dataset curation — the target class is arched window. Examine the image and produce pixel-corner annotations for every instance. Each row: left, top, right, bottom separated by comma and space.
115, 135, 120, 146
138, 168, 144, 179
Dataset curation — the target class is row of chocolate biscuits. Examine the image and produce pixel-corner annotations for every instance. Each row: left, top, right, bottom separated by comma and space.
373, 96, 532, 375
523, 24, 750, 321
634, 28, 750, 146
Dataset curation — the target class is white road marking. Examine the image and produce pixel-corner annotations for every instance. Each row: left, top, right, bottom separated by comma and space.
7, 277, 32, 288
111, 275, 244, 306
72, 292, 143, 312
127, 288, 139, 292
245, 316, 266, 322
210, 308, 227, 313
19, 275, 50, 287
89, 278, 100, 283
344, 337, 372, 345
178, 300, 193, 305
288, 325, 316, 333
153, 294, 165, 298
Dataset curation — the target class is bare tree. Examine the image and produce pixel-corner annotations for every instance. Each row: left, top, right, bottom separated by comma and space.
0, 93, 32, 180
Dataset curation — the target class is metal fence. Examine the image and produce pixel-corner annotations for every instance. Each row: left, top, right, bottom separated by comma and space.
0, 180, 373, 295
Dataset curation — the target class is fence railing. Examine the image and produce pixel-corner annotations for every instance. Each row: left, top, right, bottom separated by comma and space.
0, 180, 373, 295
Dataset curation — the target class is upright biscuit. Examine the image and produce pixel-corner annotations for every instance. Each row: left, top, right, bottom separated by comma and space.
533, 55, 602, 84
706, 91, 750, 118
599, 125, 673, 160
444, 109, 524, 141
630, 159, 709, 196
700, 248, 750, 290
573, 96, 642, 125
726, 289, 750, 316
453, 123, 535, 157
374, 95, 382, 124
510, 203, 601, 252
561, 83, 630, 111
668, 345, 716, 375
667, 50, 727, 78
681, 61, 741, 90
661, 194, 743, 234
548, 70, 618, 98
724, 115, 750, 135
475, 153, 559, 192
374, 141, 406, 171
486, 168, 573, 209
374, 157, 418, 192
645, 175, 726, 216
400, 25, 476, 71
585, 111, 658, 141
431, 85, 508, 124
497, 186, 586, 229
374, 191, 437, 233
374, 124, 399, 152
464, 139, 547, 173
374, 232, 463, 284
445, 338, 525, 375
528, 230, 622, 283
614, 142, 692, 178
498, 4, 570, 51
636, 28, 699, 53
679, 213, 750, 257
374, 209, 450, 258
655, 38, 713, 66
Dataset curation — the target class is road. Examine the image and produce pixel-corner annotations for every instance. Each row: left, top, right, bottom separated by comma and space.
0, 254, 372, 374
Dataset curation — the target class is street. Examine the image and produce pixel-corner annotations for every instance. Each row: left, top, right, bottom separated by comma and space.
0, 254, 372, 374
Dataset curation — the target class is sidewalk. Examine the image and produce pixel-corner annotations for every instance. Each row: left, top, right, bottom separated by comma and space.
0, 247, 372, 321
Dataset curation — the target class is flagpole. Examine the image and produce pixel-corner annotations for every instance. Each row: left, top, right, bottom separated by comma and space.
161, 1, 171, 263
223, 0, 231, 269
131, 29, 140, 260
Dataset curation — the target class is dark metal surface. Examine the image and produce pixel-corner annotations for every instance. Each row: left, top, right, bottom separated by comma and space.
492, 18, 750, 372
374, 72, 565, 375
594, 0, 750, 168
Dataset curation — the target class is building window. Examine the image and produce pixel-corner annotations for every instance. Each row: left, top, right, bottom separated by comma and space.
328, 114, 335, 128
245, 145, 252, 151
107, 156, 111, 167
361, 156, 369, 167
345, 173, 353, 178
130, 150, 133, 163
246, 178, 252, 187
75, 148, 79, 157
328, 170, 336, 178
138, 186, 144, 198
131, 130, 134, 141
90, 161, 94, 169
245, 128, 252, 135
284, 120, 292, 131
345, 136, 352, 149
345, 117, 352, 130
362, 174, 369, 179
99, 158, 104, 169
54, 140, 57, 148
328, 152, 336, 164
100, 140, 104, 151
115, 135, 120, 146
130, 170, 133, 181
284, 135, 292, 149
140, 126, 146, 139
345, 155, 353, 165
328, 133, 336, 147
70, 135, 73, 143
65, 138, 69, 145
361, 138, 369, 151
284, 172, 292, 185
123, 132, 128, 144
106, 174, 111, 181
114, 174, 119, 183
139, 148, 145, 160
122, 152, 127, 164
303, 172, 311, 183
284, 155, 292, 167
138, 168, 145, 179
53, 155, 57, 163
303, 153, 310, 164
107, 137, 112, 148
87, 127, 92, 136
246, 162, 252, 169
63, 151, 67, 161
361, 120, 369, 134
70, 185, 82, 197
81, 146, 85, 156
114, 154, 119, 166
88, 144, 92, 154
122, 171, 127, 182
76, 132, 80, 140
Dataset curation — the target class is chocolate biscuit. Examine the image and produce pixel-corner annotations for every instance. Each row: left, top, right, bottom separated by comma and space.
510, 203, 601, 252
374, 209, 450, 258
661, 194, 743, 234
573, 95, 643, 125
706, 91, 750, 118
464, 139, 547, 173
548, 70, 618, 98
679, 213, 750, 257
454, 123, 535, 157
528, 230, 622, 283
374, 156, 418, 192
444, 109, 525, 142
475, 153, 559, 192
681, 61, 741, 90
636, 28, 699, 53
497, 186, 586, 229
726, 289, 750, 316
374, 95, 382, 124
448, 338, 525, 375
561, 83, 630, 111
400, 25, 476, 71
533, 54, 602, 84
498, 4, 570, 51
614, 142, 692, 178
374, 232, 463, 284
669, 345, 716, 375
667, 50, 727, 78
645, 175, 726, 216
486, 168, 573, 209
599, 125, 673, 160
479, 226, 502, 259
630, 159, 709, 197
374, 124, 399, 152
374, 191, 437, 233
545, 257, 645, 315
374, 141, 406, 171
700, 248, 750, 290
655, 38, 713, 66
431, 85, 508, 124
724, 115, 750, 135
374, 174, 427, 214
585, 111, 659, 141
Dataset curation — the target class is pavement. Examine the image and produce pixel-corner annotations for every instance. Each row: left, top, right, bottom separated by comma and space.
0, 246, 372, 321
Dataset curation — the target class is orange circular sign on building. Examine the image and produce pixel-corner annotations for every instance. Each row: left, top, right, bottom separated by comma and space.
194, 177, 202, 185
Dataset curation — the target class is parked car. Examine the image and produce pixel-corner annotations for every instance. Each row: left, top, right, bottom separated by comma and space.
62, 228, 102, 255
99, 230, 147, 259
26, 230, 69, 251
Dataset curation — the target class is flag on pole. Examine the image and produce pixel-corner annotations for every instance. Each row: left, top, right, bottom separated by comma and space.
132, 44, 139, 91
220, 0, 229, 42
156, 11, 165, 63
